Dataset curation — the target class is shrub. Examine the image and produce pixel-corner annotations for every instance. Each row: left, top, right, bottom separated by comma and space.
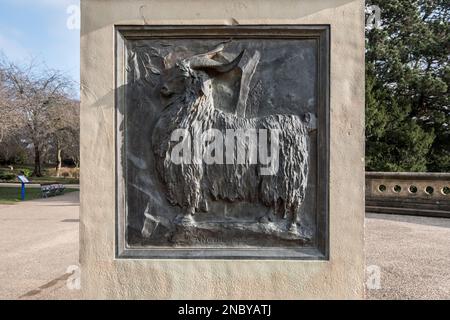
0, 173, 16, 181
21, 168, 32, 177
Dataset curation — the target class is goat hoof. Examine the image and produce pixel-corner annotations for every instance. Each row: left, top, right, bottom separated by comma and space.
259, 216, 269, 223
200, 200, 208, 212
176, 214, 195, 227
288, 223, 298, 234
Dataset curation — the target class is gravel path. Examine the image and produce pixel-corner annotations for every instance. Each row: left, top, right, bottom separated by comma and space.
0, 192, 81, 299
365, 213, 450, 299
0, 183, 80, 188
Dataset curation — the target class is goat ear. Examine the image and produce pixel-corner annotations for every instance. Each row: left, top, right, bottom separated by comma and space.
200, 80, 212, 96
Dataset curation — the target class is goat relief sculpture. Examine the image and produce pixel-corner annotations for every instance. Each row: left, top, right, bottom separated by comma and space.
121, 33, 327, 255
151, 44, 313, 237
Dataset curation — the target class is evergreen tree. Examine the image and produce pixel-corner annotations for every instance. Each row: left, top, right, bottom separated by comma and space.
366, 0, 449, 172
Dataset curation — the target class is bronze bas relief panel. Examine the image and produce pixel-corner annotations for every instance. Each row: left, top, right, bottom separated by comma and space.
116, 26, 329, 259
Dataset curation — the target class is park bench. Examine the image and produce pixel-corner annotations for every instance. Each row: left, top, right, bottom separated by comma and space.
40, 183, 65, 198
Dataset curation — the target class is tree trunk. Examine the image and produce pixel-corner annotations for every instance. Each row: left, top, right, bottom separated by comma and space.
33, 144, 42, 177
55, 144, 62, 177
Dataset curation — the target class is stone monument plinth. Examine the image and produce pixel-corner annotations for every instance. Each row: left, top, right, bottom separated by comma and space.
80, 0, 365, 299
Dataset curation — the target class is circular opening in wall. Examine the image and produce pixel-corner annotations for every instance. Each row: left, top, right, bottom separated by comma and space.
378, 184, 386, 192
425, 186, 434, 195
393, 185, 402, 193
409, 185, 418, 193
442, 186, 450, 195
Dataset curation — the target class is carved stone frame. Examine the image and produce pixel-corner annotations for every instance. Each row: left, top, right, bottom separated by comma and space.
115, 25, 330, 260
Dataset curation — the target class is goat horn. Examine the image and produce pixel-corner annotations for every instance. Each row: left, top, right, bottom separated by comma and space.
202, 44, 225, 57
185, 44, 224, 67
188, 50, 244, 73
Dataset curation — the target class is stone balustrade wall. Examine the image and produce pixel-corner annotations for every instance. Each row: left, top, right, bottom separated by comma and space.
366, 172, 450, 218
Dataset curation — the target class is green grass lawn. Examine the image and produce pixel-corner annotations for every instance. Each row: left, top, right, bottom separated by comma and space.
0, 187, 78, 205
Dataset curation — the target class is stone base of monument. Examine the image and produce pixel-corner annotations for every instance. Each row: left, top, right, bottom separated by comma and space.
81, 0, 365, 299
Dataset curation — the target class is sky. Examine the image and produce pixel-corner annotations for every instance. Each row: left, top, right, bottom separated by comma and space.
0, 0, 80, 95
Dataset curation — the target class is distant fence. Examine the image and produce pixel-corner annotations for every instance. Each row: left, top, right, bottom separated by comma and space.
366, 172, 450, 218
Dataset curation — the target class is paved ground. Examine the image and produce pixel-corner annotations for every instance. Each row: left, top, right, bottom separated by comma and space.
366, 213, 450, 299
0, 192, 81, 299
0, 183, 80, 189
0, 194, 449, 299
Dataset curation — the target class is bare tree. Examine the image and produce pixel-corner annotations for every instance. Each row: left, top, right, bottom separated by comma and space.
48, 98, 80, 176
0, 64, 15, 144
0, 61, 23, 167
1, 59, 75, 176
